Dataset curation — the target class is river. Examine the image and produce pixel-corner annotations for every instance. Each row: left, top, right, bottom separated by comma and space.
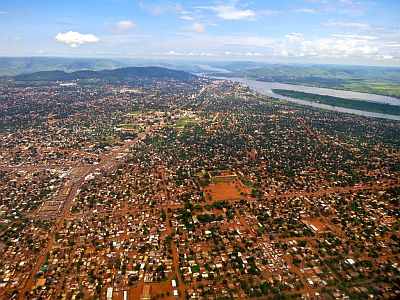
221, 77, 400, 121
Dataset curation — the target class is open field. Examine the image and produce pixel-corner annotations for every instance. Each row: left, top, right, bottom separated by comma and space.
174, 116, 198, 129
203, 179, 251, 202
343, 81, 400, 98
117, 123, 139, 130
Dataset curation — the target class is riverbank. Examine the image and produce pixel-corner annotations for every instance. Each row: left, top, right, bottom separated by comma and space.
218, 77, 400, 121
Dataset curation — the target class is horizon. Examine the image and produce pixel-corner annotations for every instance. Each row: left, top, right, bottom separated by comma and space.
2, 56, 400, 70
0, 0, 399, 66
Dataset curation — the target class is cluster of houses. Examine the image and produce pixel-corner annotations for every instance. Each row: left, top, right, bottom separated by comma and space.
0, 76, 399, 299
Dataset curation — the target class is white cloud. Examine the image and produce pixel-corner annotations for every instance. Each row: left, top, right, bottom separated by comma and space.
167, 50, 181, 56
154, 30, 400, 62
139, 1, 182, 16
379, 55, 394, 60
339, 0, 357, 5
55, 31, 99, 47
285, 33, 305, 43
199, 5, 256, 20
180, 15, 194, 21
199, 52, 216, 57
331, 34, 377, 40
324, 21, 370, 29
281, 34, 380, 58
309, 0, 368, 16
294, 8, 317, 13
115, 20, 136, 32
280, 49, 289, 57
223, 36, 275, 47
164, 50, 215, 57
245, 52, 263, 57
192, 22, 205, 33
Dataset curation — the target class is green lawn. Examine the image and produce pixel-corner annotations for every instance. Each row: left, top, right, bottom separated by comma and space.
175, 116, 197, 128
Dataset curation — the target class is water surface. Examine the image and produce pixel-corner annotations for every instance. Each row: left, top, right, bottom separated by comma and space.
223, 77, 400, 121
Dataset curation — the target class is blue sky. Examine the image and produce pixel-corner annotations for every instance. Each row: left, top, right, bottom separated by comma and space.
0, 0, 399, 65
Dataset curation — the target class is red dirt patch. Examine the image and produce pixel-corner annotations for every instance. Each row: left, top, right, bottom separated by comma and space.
302, 218, 329, 232
203, 179, 250, 202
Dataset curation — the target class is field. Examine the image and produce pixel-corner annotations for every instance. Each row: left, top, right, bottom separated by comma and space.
203, 179, 251, 202
302, 218, 329, 232
126, 111, 141, 117
272, 89, 400, 116
174, 116, 198, 129
342, 81, 400, 98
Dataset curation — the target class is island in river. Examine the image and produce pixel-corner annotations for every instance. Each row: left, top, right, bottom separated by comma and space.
272, 89, 400, 116
220, 77, 400, 121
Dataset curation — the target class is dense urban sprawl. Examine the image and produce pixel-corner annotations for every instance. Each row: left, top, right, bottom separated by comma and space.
0, 77, 399, 300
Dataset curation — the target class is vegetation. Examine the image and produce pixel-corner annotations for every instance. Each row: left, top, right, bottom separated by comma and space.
175, 116, 198, 129
13, 67, 196, 82
272, 89, 400, 116
0, 57, 126, 76
209, 63, 400, 98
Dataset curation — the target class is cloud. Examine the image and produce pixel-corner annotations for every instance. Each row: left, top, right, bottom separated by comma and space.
385, 43, 400, 48
180, 15, 194, 21
55, 31, 99, 47
303, 0, 370, 16
165, 50, 215, 57
294, 8, 317, 13
167, 50, 181, 56
338, 0, 358, 5
192, 22, 205, 33
280, 33, 381, 58
331, 34, 377, 40
139, 1, 182, 16
114, 20, 136, 32
285, 33, 305, 43
378, 55, 394, 60
324, 21, 370, 29
245, 52, 262, 57
223, 36, 275, 48
198, 5, 256, 20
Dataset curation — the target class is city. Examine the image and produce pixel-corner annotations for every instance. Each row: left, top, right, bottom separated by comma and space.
1, 74, 399, 299
1, 0, 400, 299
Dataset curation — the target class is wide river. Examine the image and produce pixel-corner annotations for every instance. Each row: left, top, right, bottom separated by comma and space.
222, 77, 400, 121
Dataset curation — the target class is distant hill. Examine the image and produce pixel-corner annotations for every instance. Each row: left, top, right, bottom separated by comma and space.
0, 56, 236, 77
0, 57, 127, 76
14, 66, 196, 82
207, 63, 400, 82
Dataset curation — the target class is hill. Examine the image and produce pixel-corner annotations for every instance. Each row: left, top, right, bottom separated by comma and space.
14, 66, 196, 82
0, 57, 128, 76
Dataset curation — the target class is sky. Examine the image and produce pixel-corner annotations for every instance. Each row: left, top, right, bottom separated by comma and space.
0, 0, 400, 66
